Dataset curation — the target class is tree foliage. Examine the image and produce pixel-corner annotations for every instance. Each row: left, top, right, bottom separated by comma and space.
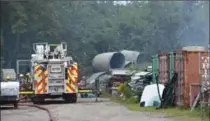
1, 1, 209, 75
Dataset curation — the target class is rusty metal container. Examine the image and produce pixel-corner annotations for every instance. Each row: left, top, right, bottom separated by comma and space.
173, 52, 184, 106
158, 53, 169, 84
174, 50, 209, 108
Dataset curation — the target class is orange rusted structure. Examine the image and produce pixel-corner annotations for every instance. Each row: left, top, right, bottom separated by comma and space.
174, 50, 209, 108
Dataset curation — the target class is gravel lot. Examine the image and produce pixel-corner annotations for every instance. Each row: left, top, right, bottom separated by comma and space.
1, 98, 174, 121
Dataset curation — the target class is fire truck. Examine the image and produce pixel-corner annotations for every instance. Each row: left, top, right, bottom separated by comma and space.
25, 42, 78, 103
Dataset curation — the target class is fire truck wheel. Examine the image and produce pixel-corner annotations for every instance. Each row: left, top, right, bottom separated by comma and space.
32, 97, 44, 104
64, 94, 77, 103
14, 103, 18, 109
63, 94, 71, 103
71, 94, 77, 103
64, 97, 71, 103
32, 99, 39, 104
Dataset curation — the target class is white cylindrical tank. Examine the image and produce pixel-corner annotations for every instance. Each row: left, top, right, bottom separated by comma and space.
92, 52, 125, 72
120, 50, 141, 64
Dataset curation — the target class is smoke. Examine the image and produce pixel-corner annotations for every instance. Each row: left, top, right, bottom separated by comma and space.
179, 1, 209, 48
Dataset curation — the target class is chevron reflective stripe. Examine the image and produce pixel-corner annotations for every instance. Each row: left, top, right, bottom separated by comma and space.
66, 68, 75, 93
70, 73, 78, 92
34, 65, 41, 73
66, 81, 75, 93
65, 63, 78, 93
34, 65, 42, 77
65, 68, 71, 92
68, 69, 77, 85
34, 65, 42, 94
34, 64, 48, 94
72, 63, 78, 79
37, 70, 48, 94
44, 70, 48, 92
71, 63, 78, 92
71, 64, 78, 77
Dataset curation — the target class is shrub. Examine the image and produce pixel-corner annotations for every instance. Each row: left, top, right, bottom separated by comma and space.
118, 83, 125, 93
122, 83, 133, 99
125, 96, 139, 104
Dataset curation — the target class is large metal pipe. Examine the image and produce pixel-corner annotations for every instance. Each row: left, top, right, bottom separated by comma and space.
120, 50, 141, 64
123, 61, 132, 68
92, 52, 125, 72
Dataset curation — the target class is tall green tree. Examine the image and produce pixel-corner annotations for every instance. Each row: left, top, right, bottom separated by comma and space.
1, 1, 208, 75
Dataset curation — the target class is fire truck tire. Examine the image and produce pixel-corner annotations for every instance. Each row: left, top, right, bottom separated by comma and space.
64, 94, 77, 103
71, 94, 77, 103
32, 97, 44, 104
14, 103, 18, 109
64, 98, 71, 103
32, 100, 39, 104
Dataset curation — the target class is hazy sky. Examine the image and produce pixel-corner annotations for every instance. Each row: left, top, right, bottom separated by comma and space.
113, 1, 130, 5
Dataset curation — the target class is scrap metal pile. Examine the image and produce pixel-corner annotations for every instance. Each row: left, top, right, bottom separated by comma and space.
86, 49, 153, 99
86, 46, 209, 114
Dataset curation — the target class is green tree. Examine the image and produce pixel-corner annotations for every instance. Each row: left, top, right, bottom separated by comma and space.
1, 1, 208, 76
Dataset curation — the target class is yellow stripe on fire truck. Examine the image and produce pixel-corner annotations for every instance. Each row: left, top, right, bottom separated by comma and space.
66, 68, 73, 93
71, 64, 78, 92
34, 70, 42, 78
34, 65, 40, 71
38, 69, 48, 94
70, 74, 78, 92
66, 68, 77, 93
43, 70, 48, 93
34, 65, 41, 93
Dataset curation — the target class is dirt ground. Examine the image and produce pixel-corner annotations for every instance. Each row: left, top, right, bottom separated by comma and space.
1, 98, 196, 121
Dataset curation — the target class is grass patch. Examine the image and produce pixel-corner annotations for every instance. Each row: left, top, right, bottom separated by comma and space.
126, 104, 200, 117
102, 91, 201, 120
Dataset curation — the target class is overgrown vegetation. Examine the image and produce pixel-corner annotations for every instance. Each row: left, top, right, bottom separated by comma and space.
1, 1, 209, 76
102, 90, 201, 121
102, 75, 202, 120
